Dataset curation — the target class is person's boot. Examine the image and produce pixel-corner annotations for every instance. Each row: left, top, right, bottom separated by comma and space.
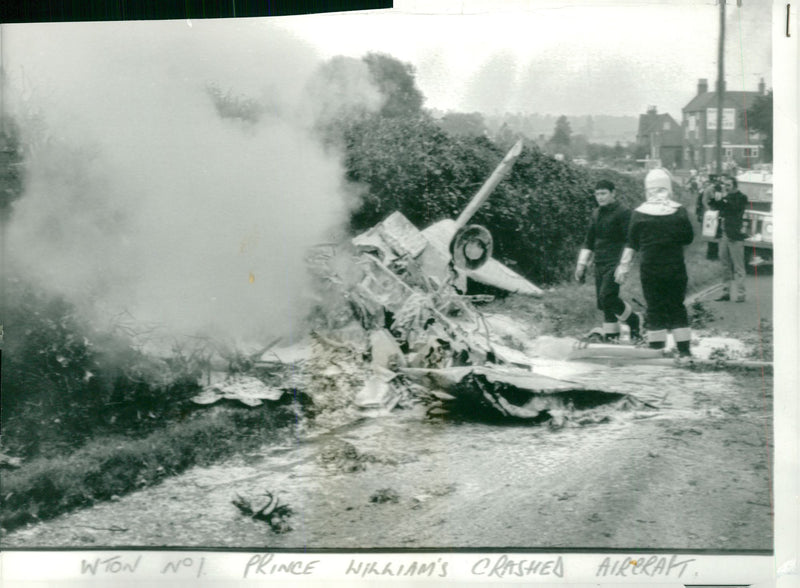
626, 312, 642, 342
602, 322, 620, 343
647, 329, 667, 350
673, 327, 692, 357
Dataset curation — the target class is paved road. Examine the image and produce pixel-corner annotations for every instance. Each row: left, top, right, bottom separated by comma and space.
696, 274, 773, 334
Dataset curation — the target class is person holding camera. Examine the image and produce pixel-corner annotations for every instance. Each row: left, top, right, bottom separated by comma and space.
707, 175, 749, 302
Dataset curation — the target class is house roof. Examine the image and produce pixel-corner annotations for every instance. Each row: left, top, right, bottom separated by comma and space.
637, 112, 682, 147
638, 112, 678, 135
683, 91, 763, 113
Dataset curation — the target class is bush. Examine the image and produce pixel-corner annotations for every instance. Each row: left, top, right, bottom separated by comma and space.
339, 112, 647, 286
1, 275, 202, 459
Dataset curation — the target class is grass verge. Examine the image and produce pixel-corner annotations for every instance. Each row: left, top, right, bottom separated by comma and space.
0, 401, 299, 534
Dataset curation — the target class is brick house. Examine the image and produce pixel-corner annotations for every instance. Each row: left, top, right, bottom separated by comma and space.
682, 78, 767, 170
636, 106, 683, 168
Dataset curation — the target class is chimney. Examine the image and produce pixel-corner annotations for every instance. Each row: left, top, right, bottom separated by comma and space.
758, 77, 765, 94
697, 78, 708, 94
647, 105, 657, 114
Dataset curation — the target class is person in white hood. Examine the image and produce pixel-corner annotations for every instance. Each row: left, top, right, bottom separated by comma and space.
614, 168, 694, 356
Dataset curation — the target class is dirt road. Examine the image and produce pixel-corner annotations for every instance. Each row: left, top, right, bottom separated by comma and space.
4, 364, 772, 551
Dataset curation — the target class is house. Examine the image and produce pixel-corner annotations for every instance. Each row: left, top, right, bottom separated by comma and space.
636, 106, 683, 168
682, 78, 767, 170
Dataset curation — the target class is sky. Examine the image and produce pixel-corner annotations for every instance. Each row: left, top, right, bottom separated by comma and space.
276, 0, 773, 118
0, 0, 775, 343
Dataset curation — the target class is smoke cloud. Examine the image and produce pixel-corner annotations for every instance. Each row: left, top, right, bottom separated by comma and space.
5, 19, 379, 345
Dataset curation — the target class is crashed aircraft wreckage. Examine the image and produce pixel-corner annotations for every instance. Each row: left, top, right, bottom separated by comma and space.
191, 140, 764, 421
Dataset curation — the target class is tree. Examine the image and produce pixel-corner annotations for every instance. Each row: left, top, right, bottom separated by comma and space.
206, 84, 263, 124
743, 90, 772, 162
547, 115, 572, 153
438, 112, 487, 138
0, 118, 25, 224
570, 134, 589, 159
362, 53, 424, 118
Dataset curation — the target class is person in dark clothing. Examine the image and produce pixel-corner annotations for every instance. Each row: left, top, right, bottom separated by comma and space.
575, 179, 641, 342
615, 169, 694, 357
699, 177, 720, 259
688, 170, 704, 222
706, 175, 748, 302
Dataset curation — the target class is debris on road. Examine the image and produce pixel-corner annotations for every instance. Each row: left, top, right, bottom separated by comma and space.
191, 374, 285, 407
369, 488, 400, 504
400, 365, 634, 419
232, 491, 293, 533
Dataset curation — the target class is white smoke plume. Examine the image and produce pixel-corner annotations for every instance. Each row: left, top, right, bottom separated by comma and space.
4, 19, 381, 345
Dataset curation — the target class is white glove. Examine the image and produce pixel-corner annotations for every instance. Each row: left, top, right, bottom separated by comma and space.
614, 247, 635, 284
575, 249, 592, 282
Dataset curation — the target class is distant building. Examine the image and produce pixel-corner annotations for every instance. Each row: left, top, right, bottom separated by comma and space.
636, 106, 683, 168
682, 78, 767, 170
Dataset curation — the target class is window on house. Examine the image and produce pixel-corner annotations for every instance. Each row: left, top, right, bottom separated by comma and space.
744, 147, 759, 158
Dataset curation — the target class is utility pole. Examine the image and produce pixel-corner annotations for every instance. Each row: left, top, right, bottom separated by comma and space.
1, 24, 5, 136
715, 0, 725, 175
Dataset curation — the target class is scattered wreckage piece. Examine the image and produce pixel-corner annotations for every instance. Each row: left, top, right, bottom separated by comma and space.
257, 342, 312, 367
191, 374, 285, 407
232, 491, 293, 533
398, 365, 632, 420
357, 251, 493, 366
352, 210, 429, 265
369, 488, 400, 504
354, 372, 403, 414
566, 340, 771, 370
577, 355, 773, 370
369, 329, 406, 370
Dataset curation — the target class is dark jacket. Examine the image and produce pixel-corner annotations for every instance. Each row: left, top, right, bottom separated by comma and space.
707, 189, 748, 240
583, 201, 631, 266
627, 207, 694, 274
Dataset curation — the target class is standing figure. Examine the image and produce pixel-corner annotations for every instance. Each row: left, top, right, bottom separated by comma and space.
699, 177, 720, 259
575, 180, 640, 342
707, 175, 748, 302
615, 169, 694, 356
